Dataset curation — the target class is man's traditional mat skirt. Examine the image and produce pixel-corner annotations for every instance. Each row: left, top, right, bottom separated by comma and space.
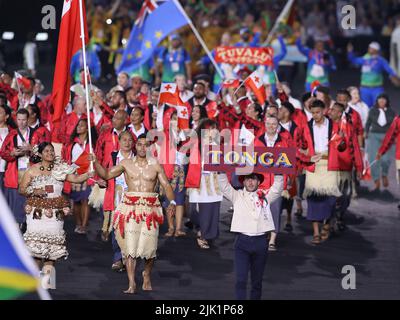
113, 192, 163, 260
304, 160, 341, 198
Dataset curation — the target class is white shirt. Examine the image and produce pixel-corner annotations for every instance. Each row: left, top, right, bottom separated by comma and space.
128, 123, 146, 138
242, 191, 270, 236
264, 133, 278, 147
189, 161, 223, 203
155, 105, 165, 130
72, 142, 86, 163
313, 117, 329, 154
239, 124, 255, 146
29, 120, 40, 130
0, 127, 9, 172
280, 121, 292, 133
219, 174, 284, 235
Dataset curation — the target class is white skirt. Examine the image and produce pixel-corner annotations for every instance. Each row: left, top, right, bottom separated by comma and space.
24, 213, 68, 261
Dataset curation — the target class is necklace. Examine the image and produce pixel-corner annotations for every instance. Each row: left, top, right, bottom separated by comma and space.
40, 163, 54, 171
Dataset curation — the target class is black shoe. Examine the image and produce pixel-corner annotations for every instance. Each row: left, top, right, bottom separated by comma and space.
295, 210, 303, 218
284, 224, 293, 232
111, 260, 125, 272
337, 221, 346, 232
184, 221, 194, 230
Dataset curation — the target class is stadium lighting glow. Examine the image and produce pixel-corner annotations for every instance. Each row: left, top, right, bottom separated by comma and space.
106, 19, 112, 25
122, 39, 127, 45
2, 32, 14, 40
35, 33, 48, 41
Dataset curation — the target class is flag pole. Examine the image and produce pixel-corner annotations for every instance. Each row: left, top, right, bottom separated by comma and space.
14, 72, 22, 107
78, 0, 94, 171
172, 0, 224, 79
233, 74, 251, 96
263, 0, 295, 46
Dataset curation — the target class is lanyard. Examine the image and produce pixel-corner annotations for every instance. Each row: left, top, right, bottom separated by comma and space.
112, 131, 119, 151
18, 128, 29, 144
169, 48, 182, 63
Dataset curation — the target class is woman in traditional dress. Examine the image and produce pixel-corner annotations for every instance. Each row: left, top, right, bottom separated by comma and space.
19, 142, 93, 273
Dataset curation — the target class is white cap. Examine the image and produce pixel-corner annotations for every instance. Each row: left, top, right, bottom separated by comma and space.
369, 42, 381, 51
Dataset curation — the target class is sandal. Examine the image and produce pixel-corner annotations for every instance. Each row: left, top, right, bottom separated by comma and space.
311, 235, 321, 245
101, 231, 109, 242
197, 238, 210, 249
164, 228, 175, 237
320, 225, 330, 241
174, 230, 187, 237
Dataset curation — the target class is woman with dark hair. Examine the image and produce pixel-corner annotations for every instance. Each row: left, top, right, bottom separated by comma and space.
62, 117, 98, 234
189, 105, 208, 130
366, 94, 397, 191
161, 109, 190, 237
186, 119, 223, 249
0, 105, 15, 191
19, 142, 93, 273
27, 104, 51, 143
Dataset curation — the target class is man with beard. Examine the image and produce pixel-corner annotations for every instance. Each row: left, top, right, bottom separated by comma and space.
187, 82, 217, 120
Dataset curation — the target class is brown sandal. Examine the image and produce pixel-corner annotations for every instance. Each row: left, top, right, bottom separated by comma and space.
311, 235, 321, 245
165, 228, 175, 237
174, 230, 187, 237
320, 225, 330, 241
197, 238, 210, 249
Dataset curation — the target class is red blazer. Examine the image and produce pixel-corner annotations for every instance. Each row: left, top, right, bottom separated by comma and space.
254, 133, 290, 191
345, 107, 364, 138
336, 119, 363, 173
379, 116, 400, 161
95, 129, 120, 168
217, 102, 241, 130
292, 109, 308, 129
58, 112, 95, 144
184, 142, 201, 188
31, 126, 51, 145
301, 118, 346, 173
0, 128, 37, 189
0, 82, 19, 111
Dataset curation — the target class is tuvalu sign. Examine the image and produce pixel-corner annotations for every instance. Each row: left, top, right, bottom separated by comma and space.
203, 147, 296, 175
215, 46, 274, 66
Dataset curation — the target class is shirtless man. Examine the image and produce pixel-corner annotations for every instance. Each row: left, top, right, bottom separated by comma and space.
90, 134, 176, 294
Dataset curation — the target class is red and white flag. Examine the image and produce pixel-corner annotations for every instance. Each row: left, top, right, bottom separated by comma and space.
14, 72, 31, 90
175, 105, 190, 130
222, 79, 240, 89
244, 70, 266, 105
51, 0, 89, 123
159, 83, 180, 106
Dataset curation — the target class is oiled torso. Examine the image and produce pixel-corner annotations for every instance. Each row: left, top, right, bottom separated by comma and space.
121, 157, 159, 193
